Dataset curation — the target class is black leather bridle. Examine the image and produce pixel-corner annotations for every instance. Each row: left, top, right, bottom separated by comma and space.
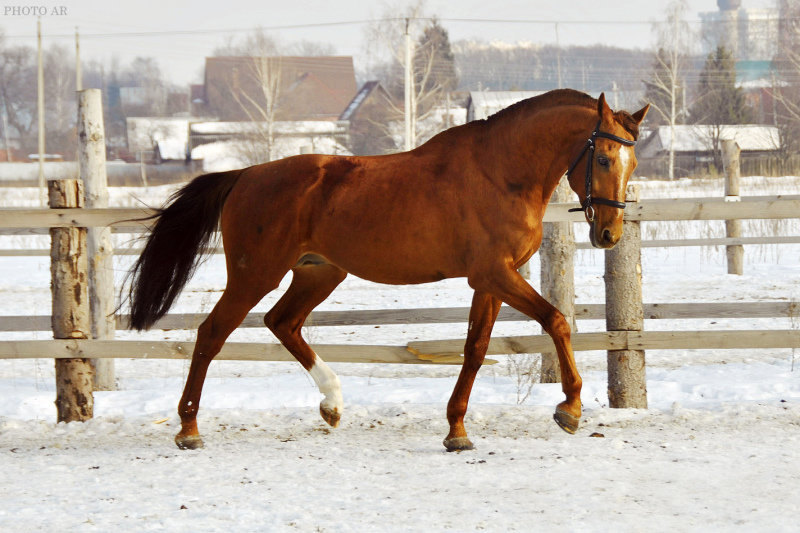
567, 120, 636, 222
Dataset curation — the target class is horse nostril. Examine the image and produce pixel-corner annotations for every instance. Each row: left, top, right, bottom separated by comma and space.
602, 229, 613, 244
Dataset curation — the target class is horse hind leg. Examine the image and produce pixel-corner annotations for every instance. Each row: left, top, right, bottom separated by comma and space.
175, 276, 281, 450
264, 263, 347, 427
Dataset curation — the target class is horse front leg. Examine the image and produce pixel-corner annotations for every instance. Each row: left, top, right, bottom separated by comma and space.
443, 291, 502, 451
469, 264, 583, 434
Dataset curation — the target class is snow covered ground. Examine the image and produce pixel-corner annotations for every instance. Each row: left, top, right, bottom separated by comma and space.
1, 177, 799, 532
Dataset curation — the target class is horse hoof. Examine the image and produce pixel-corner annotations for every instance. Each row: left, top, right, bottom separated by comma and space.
175, 434, 204, 450
443, 436, 474, 452
553, 408, 580, 435
320, 404, 341, 428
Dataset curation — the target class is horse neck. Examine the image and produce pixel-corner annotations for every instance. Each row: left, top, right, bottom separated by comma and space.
483, 105, 597, 201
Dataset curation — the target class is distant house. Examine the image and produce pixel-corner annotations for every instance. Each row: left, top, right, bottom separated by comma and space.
126, 117, 192, 163
189, 120, 351, 172
340, 82, 469, 154
636, 124, 781, 178
466, 91, 546, 121
637, 125, 780, 158
339, 81, 396, 155
119, 86, 188, 118
203, 56, 357, 122
0, 148, 25, 163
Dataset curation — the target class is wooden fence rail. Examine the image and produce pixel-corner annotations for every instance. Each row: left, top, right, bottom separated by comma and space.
4, 235, 800, 257
1, 329, 798, 366
1, 195, 800, 234
1, 302, 798, 332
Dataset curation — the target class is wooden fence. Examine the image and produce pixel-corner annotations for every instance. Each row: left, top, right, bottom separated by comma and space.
1, 181, 799, 419
1, 193, 799, 364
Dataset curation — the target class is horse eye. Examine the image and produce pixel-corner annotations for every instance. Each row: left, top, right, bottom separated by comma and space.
597, 156, 610, 168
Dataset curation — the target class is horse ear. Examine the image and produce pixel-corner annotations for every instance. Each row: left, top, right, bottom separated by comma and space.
632, 103, 651, 125
597, 92, 613, 121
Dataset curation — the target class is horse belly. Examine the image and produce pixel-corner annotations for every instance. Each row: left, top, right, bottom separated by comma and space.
313, 207, 466, 285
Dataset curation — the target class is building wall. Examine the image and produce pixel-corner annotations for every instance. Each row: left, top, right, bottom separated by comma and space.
700, 6, 780, 61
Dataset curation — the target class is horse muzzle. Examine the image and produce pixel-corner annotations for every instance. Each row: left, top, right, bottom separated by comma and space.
588, 222, 621, 249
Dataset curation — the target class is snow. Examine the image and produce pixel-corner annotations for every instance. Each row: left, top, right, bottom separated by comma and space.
191, 121, 347, 136
1, 177, 799, 531
638, 125, 781, 157
126, 117, 193, 161
191, 136, 352, 173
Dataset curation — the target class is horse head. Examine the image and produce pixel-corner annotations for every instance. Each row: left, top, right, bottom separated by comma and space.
567, 93, 649, 249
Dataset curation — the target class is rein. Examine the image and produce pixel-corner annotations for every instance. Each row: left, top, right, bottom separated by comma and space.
567, 119, 636, 222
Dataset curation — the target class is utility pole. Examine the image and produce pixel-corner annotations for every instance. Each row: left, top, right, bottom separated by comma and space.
1, 93, 10, 162
404, 18, 415, 151
555, 23, 562, 89
37, 17, 46, 206
75, 27, 82, 91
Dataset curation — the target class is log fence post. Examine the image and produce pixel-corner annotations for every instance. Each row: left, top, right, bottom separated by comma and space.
78, 89, 115, 390
540, 177, 575, 383
605, 184, 646, 408
49, 179, 94, 422
721, 139, 743, 275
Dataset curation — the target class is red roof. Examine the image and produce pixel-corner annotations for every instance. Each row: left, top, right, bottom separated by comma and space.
204, 56, 357, 121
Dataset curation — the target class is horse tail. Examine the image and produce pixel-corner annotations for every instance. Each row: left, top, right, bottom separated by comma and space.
128, 170, 243, 331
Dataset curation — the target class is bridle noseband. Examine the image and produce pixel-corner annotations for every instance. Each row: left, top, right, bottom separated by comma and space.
567, 119, 636, 222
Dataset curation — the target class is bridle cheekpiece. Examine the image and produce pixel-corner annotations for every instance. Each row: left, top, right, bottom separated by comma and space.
567, 119, 636, 222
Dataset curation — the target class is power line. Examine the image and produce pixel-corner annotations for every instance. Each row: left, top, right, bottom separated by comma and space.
4, 15, 798, 40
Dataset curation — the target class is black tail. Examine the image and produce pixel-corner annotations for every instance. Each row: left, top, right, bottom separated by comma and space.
128, 170, 243, 331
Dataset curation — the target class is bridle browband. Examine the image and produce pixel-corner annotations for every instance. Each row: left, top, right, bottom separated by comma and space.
567, 119, 636, 222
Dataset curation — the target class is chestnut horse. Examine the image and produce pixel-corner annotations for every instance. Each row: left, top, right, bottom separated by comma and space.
128, 89, 649, 451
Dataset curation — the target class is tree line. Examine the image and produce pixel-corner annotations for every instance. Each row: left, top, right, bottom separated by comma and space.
1, 0, 799, 166
0, 29, 184, 160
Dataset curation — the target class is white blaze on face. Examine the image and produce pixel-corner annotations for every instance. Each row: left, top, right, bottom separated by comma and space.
309, 356, 343, 415
618, 144, 633, 176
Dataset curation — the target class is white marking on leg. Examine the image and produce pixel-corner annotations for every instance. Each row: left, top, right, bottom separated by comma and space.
309, 356, 343, 416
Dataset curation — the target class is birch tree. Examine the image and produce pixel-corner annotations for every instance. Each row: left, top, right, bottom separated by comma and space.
363, 3, 458, 150
643, 0, 694, 180
233, 55, 282, 164
770, 0, 800, 169
214, 30, 283, 164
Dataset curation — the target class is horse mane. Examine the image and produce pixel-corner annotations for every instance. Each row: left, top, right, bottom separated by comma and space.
612, 110, 642, 141
486, 89, 641, 140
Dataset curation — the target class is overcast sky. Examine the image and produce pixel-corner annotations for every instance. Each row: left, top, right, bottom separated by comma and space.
0, 0, 777, 85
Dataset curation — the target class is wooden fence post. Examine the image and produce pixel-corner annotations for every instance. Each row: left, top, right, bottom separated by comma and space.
49, 179, 94, 422
540, 177, 575, 383
722, 139, 743, 275
78, 89, 115, 391
605, 184, 646, 409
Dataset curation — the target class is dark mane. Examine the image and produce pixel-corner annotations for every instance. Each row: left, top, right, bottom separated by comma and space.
614, 110, 642, 141
486, 89, 640, 140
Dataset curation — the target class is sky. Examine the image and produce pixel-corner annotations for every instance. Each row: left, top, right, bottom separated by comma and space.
0, 0, 778, 86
